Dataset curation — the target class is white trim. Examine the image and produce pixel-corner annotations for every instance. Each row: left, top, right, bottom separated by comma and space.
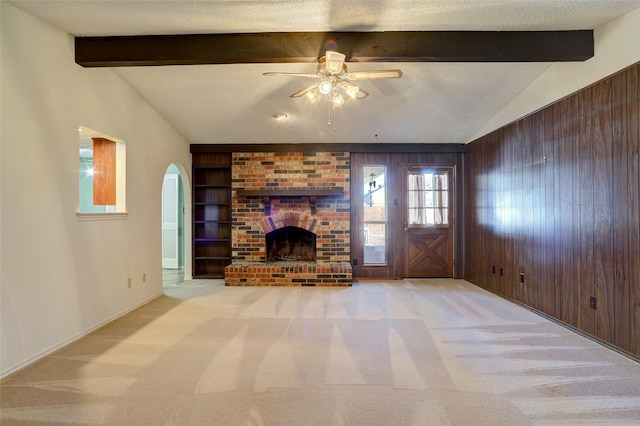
77, 212, 128, 221
0, 292, 164, 379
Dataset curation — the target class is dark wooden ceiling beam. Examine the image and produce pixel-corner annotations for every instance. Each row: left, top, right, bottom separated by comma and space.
189, 143, 466, 154
75, 30, 593, 67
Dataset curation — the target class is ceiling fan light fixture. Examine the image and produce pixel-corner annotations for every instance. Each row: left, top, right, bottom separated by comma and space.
264, 49, 401, 106
343, 84, 360, 99
318, 80, 333, 95
325, 51, 346, 74
306, 89, 319, 102
332, 93, 344, 106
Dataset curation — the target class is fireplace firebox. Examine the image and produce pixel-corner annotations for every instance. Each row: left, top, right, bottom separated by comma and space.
266, 226, 316, 262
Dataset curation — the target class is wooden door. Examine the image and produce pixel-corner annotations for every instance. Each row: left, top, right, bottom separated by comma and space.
403, 166, 454, 278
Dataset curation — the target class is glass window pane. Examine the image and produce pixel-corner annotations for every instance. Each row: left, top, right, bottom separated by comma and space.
424, 174, 433, 190
363, 165, 387, 265
407, 170, 449, 227
364, 204, 386, 222
363, 224, 386, 265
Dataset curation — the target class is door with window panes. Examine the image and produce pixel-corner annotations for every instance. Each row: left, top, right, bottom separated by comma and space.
403, 166, 454, 277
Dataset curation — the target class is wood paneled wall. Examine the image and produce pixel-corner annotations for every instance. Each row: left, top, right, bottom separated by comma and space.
351, 152, 464, 279
464, 62, 640, 357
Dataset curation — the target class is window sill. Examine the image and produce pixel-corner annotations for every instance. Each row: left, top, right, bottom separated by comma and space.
77, 212, 128, 221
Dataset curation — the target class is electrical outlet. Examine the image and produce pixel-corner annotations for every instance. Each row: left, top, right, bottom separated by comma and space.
143, 273, 146, 283
353, 259, 358, 266
519, 273, 525, 284
492, 265, 496, 274
589, 296, 597, 309
128, 278, 132, 288
500, 268, 503, 277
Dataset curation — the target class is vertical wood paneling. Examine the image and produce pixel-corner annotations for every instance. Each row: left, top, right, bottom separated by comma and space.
541, 106, 557, 318
480, 137, 488, 288
592, 78, 615, 343
465, 62, 640, 358
612, 71, 631, 351
521, 116, 534, 307
495, 134, 504, 293
578, 85, 595, 335
478, 138, 490, 286
630, 65, 640, 355
499, 128, 510, 296
463, 145, 476, 280
558, 98, 575, 324
351, 152, 463, 279
489, 134, 502, 293
530, 112, 544, 311
465, 144, 477, 281
551, 102, 564, 319
505, 125, 517, 299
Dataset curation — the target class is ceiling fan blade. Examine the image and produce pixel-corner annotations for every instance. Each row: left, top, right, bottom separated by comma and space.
263, 72, 319, 78
345, 69, 403, 80
290, 84, 318, 98
355, 88, 369, 99
325, 51, 346, 74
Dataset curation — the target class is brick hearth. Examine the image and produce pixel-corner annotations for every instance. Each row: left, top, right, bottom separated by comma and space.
225, 262, 352, 286
224, 152, 352, 286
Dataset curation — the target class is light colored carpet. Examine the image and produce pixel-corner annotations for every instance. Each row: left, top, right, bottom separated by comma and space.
2, 279, 640, 425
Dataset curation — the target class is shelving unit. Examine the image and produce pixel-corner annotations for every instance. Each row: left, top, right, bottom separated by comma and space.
192, 153, 232, 278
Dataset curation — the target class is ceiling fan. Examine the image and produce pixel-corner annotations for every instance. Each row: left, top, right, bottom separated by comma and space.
263, 51, 403, 104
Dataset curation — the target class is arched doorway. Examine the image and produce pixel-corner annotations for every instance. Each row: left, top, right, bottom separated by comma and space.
161, 163, 192, 287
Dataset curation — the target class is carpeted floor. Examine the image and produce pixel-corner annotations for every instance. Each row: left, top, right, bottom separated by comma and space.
2, 279, 640, 425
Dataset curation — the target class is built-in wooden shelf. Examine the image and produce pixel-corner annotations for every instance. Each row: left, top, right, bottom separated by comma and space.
192, 153, 232, 279
236, 188, 344, 214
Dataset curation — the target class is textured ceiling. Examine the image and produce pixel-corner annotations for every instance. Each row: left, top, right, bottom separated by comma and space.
8, 0, 640, 144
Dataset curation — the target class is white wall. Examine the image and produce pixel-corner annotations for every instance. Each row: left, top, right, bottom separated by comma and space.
0, 3, 192, 376
471, 6, 640, 141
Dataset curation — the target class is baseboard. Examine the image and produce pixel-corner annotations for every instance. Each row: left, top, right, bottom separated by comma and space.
510, 298, 640, 365
470, 283, 640, 365
0, 291, 164, 380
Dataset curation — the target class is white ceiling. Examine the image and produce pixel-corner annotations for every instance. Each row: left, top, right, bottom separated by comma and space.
8, 0, 640, 144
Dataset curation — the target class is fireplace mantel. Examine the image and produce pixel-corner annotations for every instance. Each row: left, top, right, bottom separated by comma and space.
236, 188, 344, 214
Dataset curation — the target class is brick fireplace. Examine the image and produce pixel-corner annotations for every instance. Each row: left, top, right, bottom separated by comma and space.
224, 152, 352, 286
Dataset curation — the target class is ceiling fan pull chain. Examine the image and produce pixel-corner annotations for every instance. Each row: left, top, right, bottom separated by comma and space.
333, 101, 337, 132
328, 95, 337, 131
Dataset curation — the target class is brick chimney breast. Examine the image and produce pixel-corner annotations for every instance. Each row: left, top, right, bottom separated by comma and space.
226, 151, 351, 286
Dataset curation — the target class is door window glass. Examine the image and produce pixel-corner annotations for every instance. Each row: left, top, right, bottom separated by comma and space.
407, 170, 449, 227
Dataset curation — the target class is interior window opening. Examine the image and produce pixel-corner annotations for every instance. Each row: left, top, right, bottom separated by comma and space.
78, 126, 126, 215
